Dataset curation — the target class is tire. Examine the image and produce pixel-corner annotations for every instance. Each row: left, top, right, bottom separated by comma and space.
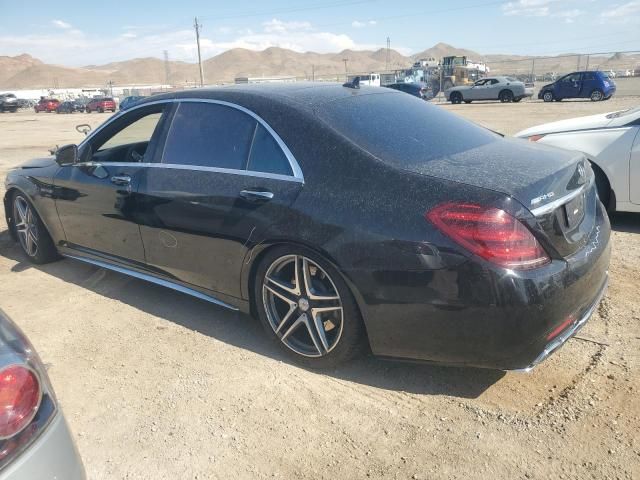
464, 100, 472, 104
98, 107, 104, 113
85, 107, 91, 113
542, 91, 554, 102
590, 89, 604, 101
513, 97, 522, 103
450, 92, 463, 104
254, 245, 366, 368
499, 90, 514, 103
10, 192, 59, 264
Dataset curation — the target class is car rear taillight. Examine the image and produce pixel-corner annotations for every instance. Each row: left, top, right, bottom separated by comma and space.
426, 202, 550, 269
0, 365, 41, 439
528, 134, 545, 142
0, 310, 56, 469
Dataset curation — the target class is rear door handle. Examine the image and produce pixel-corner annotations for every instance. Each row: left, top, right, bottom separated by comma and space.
239, 190, 274, 202
111, 175, 131, 186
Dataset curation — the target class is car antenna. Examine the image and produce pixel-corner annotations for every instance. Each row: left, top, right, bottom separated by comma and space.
343, 76, 360, 89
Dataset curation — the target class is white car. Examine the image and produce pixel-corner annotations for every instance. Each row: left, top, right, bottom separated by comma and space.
515, 106, 640, 213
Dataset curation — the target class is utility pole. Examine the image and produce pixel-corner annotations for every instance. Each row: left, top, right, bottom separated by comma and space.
311, 64, 315, 82
576, 55, 580, 71
530, 58, 535, 83
194, 17, 205, 87
585, 55, 590, 70
386, 37, 390, 71
107, 80, 113, 96
343, 58, 349, 81
163, 50, 171, 86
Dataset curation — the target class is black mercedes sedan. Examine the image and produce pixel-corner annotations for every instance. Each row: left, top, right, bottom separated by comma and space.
3, 83, 610, 370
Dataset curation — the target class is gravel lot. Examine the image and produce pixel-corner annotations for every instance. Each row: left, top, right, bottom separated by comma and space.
1, 97, 639, 480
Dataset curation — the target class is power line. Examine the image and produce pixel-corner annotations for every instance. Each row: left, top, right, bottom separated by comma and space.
198, 0, 371, 21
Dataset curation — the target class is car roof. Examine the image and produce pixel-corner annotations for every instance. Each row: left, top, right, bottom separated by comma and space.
137, 82, 397, 111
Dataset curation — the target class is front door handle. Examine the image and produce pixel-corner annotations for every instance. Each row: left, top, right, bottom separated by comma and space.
111, 175, 131, 186
239, 190, 274, 202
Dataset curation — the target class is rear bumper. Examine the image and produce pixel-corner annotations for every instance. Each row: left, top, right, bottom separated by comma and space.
0, 412, 85, 480
352, 201, 612, 370
514, 273, 608, 372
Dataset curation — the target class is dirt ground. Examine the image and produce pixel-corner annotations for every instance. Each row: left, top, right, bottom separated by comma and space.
0, 97, 639, 480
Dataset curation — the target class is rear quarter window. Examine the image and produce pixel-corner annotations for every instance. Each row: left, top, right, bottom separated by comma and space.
316, 92, 498, 169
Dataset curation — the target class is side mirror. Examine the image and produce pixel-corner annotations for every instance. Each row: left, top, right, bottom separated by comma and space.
55, 144, 78, 165
76, 124, 91, 135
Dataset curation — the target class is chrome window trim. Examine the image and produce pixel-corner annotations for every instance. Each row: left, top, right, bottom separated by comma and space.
79, 97, 304, 182
530, 177, 593, 217
73, 161, 303, 183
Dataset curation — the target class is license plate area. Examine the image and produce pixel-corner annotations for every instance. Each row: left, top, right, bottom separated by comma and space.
564, 193, 585, 230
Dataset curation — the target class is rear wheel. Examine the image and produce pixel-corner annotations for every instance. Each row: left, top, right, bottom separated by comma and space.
542, 91, 554, 102
254, 246, 365, 368
98, 107, 104, 113
464, 100, 472, 104
11, 193, 59, 264
499, 90, 514, 103
450, 92, 463, 104
590, 89, 604, 101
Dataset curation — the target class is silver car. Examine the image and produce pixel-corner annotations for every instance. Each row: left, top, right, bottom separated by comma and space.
0, 309, 85, 479
446, 76, 534, 104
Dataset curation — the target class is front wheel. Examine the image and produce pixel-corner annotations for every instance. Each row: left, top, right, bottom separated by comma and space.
542, 91, 554, 102
590, 89, 604, 101
499, 90, 514, 103
450, 92, 463, 104
254, 247, 365, 368
11, 193, 59, 264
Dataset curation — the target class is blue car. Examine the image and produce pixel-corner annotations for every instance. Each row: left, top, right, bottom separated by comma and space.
119, 95, 145, 111
538, 71, 616, 102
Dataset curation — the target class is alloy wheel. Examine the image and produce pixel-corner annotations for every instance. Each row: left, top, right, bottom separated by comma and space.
262, 254, 344, 358
13, 196, 39, 257
591, 90, 603, 101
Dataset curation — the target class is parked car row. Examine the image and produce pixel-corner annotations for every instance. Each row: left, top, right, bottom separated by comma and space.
2, 97, 134, 114
442, 70, 617, 105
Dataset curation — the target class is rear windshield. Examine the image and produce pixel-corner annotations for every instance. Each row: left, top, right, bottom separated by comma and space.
316, 92, 498, 167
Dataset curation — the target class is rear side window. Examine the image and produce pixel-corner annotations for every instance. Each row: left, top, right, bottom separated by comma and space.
317, 92, 498, 168
583, 72, 596, 81
248, 124, 292, 176
162, 102, 256, 169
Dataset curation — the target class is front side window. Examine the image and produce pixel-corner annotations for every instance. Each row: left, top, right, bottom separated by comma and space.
562, 73, 581, 83
162, 102, 256, 170
99, 113, 162, 152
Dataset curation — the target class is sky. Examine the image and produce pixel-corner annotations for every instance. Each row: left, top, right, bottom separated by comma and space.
0, 0, 638, 66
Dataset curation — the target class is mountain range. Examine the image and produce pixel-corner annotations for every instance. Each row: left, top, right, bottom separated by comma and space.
1, 43, 637, 89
